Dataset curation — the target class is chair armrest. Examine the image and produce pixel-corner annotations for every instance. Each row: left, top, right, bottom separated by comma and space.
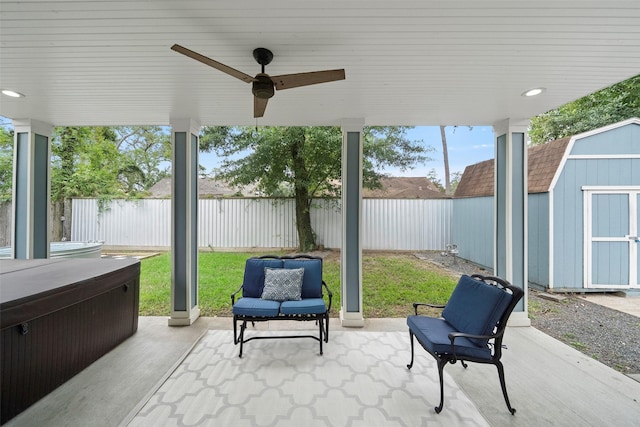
448, 330, 503, 342
447, 329, 505, 361
412, 302, 446, 315
322, 281, 333, 312
231, 285, 243, 305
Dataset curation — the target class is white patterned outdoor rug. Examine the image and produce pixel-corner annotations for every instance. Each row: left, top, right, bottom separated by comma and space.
128, 330, 488, 427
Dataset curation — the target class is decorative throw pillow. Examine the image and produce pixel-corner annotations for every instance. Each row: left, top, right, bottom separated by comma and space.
261, 268, 304, 302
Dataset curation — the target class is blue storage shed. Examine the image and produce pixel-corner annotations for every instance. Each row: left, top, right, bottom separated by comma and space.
453, 118, 640, 292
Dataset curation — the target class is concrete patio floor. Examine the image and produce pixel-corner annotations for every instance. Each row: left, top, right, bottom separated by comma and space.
6, 316, 640, 427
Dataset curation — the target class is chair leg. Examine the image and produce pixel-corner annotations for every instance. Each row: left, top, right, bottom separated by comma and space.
318, 316, 324, 355
406, 331, 415, 369
238, 320, 247, 358
495, 361, 516, 415
435, 358, 447, 414
233, 316, 238, 344
324, 314, 330, 342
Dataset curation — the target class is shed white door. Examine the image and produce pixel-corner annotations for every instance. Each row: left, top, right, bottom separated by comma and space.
584, 188, 639, 288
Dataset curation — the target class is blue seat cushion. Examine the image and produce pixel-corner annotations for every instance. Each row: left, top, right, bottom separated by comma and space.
280, 298, 327, 315
283, 258, 323, 298
407, 315, 492, 360
242, 258, 284, 298
441, 275, 512, 346
232, 297, 280, 317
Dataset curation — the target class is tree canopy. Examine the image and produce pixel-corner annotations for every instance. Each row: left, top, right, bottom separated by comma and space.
201, 126, 430, 197
200, 125, 431, 250
0, 126, 13, 202
529, 74, 640, 145
113, 126, 172, 194
49, 126, 170, 202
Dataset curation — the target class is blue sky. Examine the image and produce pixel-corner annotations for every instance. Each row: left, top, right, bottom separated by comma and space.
387, 126, 495, 181
200, 125, 496, 184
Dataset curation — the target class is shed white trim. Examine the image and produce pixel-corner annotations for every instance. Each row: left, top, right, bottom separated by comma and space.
569, 154, 640, 160
548, 118, 640, 192
583, 187, 640, 289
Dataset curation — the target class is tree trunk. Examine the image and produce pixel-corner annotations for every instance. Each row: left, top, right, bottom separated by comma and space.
440, 125, 451, 195
62, 198, 72, 240
0, 201, 11, 247
50, 198, 72, 242
294, 187, 316, 252
289, 129, 317, 252
51, 200, 64, 242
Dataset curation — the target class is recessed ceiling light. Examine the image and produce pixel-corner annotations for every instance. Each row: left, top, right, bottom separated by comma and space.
522, 87, 545, 97
1, 89, 26, 98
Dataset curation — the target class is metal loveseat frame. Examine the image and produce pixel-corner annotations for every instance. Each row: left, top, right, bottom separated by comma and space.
231, 254, 332, 358
406, 274, 524, 414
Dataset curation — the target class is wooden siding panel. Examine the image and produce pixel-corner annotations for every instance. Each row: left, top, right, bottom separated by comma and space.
593, 242, 629, 285
553, 157, 640, 289
452, 197, 493, 269
571, 123, 640, 155
553, 160, 585, 289
528, 194, 550, 287
637, 194, 640, 287
593, 194, 629, 237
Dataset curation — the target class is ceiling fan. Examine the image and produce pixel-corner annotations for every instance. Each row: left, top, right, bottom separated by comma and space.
171, 44, 346, 118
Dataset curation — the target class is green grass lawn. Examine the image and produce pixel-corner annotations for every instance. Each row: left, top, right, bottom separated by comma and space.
139, 251, 458, 318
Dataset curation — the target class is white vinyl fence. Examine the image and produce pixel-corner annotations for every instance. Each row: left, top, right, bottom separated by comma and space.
71, 198, 452, 251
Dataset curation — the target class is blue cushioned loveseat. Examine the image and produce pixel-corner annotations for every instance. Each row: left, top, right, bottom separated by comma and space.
406, 274, 523, 415
231, 254, 332, 357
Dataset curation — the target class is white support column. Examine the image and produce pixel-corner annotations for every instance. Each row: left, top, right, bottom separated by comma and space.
340, 119, 365, 327
169, 118, 201, 326
493, 118, 530, 326
11, 119, 53, 259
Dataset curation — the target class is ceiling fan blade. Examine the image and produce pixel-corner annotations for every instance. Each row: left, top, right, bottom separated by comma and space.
272, 69, 345, 90
254, 96, 268, 118
171, 44, 255, 83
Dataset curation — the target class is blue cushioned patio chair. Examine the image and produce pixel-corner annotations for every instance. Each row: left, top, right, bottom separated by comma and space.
231, 254, 332, 357
406, 274, 524, 414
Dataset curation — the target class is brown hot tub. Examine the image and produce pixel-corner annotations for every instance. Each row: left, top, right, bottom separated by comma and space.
0, 258, 140, 424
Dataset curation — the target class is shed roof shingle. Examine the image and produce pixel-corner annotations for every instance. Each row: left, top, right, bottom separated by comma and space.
454, 137, 572, 198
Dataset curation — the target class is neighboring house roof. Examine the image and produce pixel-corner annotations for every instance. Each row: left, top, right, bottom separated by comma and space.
146, 177, 258, 198
454, 137, 572, 198
363, 176, 450, 199
147, 176, 449, 199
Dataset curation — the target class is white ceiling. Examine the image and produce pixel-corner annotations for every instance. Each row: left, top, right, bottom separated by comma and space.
1, 1, 639, 127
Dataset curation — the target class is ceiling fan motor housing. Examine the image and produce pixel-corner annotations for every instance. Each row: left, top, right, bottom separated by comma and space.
252, 74, 275, 99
